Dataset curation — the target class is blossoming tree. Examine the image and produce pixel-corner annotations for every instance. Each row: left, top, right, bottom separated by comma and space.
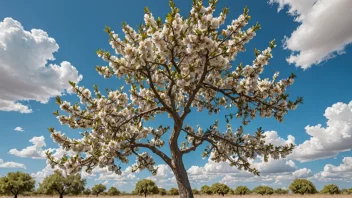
47, 1, 302, 197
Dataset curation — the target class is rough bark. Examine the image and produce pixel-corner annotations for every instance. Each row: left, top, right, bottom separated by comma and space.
168, 117, 194, 198
171, 155, 193, 198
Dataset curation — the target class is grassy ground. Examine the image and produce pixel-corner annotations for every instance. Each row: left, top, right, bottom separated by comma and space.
2, 195, 351, 198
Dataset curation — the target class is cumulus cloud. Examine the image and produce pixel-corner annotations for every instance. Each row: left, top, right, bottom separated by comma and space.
9, 136, 47, 159
93, 167, 137, 182
14, 126, 24, 132
263, 131, 295, 147
0, 158, 26, 169
290, 101, 352, 162
269, 0, 352, 69
147, 164, 176, 187
314, 157, 352, 182
0, 17, 82, 113
292, 168, 313, 178
31, 164, 55, 181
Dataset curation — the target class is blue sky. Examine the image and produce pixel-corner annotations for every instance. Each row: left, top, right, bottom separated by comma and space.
0, 0, 352, 192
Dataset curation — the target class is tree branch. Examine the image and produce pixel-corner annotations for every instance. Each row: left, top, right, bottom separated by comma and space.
132, 142, 172, 166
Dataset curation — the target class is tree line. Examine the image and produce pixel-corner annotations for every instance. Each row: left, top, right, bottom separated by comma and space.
1, 171, 352, 197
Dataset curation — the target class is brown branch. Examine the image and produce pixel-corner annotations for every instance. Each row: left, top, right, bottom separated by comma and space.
132, 142, 172, 166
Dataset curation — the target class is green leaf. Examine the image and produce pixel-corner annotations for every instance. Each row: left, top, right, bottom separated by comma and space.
52, 110, 59, 116
68, 80, 76, 87
55, 96, 62, 105
144, 6, 150, 14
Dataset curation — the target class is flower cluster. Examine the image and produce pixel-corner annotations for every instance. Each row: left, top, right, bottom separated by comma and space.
182, 122, 294, 175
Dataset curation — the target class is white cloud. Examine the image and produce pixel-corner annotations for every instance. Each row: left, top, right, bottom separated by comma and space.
9, 136, 47, 159
14, 126, 24, 132
0, 100, 32, 113
269, 0, 352, 69
290, 101, 352, 162
31, 164, 54, 181
0, 17, 82, 113
263, 131, 295, 147
93, 167, 137, 182
147, 164, 176, 187
314, 157, 352, 182
0, 158, 26, 169
255, 158, 296, 174
292, 168, 313, 178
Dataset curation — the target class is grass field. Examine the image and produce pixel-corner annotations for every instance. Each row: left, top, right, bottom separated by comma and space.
3, 195, 351, 198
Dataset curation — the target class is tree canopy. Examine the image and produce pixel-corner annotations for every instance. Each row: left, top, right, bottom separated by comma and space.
341, 188, 352, 195
158, 188, 167, 195
211, 183, 229, 196
135, 179, 158, 197
274, 188, 289, 194
252, 186, 274, 195
200, 185, 212, 195
107, 187, 120, 196
83, 188, 91, 196
289, 179, 317, 195
92, 184, 106, 196
233, 186, 251, 195
169, 188, 179, 195
0, 171, 35, 198
192, 189, 200, 195
38, 170, 86, 198
320, 184, 340, 195
46, 0, 301, 198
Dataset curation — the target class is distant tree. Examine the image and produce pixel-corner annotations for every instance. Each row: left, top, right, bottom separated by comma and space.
200, 185, 212, 195
169, 188, 179, 195
135, 179, 158, 197
131, 190, 139, 195
29, 189, 41, 196
289, 179, 317, 195
83, 188, 91, 196
0, 172, 35, 198
320, 184, 340, 195
107, 187, 120, 196
38, 170, 86, 198
341, 188, 352, 195
274, 188, 289, 194
234, 186, 251, 195
192, 189, 200, 195
252, 186, 274, 195
211, 183, 230, 196
228, 188, 235, 195
158, 188, 167, 195
120, 191, 129, 195
92, 184, 106, 196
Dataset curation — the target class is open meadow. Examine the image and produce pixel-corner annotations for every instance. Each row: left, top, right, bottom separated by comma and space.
2, 196, 352, 198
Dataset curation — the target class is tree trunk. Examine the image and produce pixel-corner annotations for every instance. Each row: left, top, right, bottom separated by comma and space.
14, 194, 17, 198
60, 193, 63, 198
144, 192, 147, 197
171, 152, 194, 198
